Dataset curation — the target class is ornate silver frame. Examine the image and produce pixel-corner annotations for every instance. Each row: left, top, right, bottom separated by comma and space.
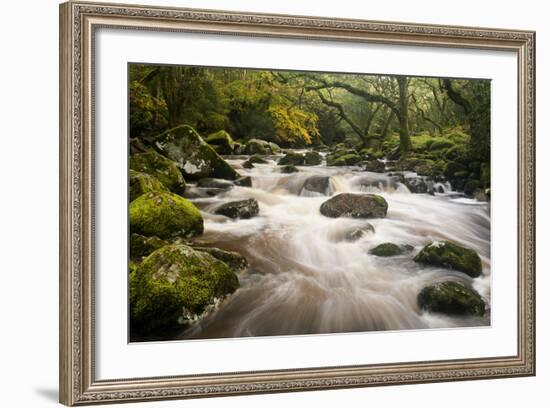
59, 1, 536, 405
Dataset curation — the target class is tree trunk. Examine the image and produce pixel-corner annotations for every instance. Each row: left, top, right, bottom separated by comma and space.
396, 77, 412, 153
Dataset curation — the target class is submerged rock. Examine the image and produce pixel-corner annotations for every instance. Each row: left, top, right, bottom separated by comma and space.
130, 244, 239, 333
129, 170, 168, 202
414, 241, 482, 277
345, 224, 375, 241
215, 198, 260, 219
403, 177, 429, 194
301, 176, 331, 196
281, 165, 299, 174
130, 150, 186, 194
129, 192, 204, 239
248, 155, 268, 164
153, 125, 238, 180
369, 242, 406, 257
192, 246, 248, 272
196, 178, 234, 190
418, 281, 485, 316
242, 160, 255, 169
320, 193, 388, 219
235, 176, 252, 187
279, 152, 305, 166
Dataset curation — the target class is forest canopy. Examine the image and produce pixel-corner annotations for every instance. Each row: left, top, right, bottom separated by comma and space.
129, 63, 490, 185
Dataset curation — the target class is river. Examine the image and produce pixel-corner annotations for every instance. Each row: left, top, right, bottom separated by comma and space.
176, 150, 491, 340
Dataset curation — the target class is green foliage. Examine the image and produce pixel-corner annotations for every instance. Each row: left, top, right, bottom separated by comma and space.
129, 80, 168, 139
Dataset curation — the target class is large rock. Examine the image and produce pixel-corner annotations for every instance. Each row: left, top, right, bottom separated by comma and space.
130, 150, 186, 194
129, 170, 168, 202
418, 281, 485, 316
130, 244, 239, 333
129, 192, 204, 239
320, 193, 388, 218
215, 198, 259, 219
404, 177, 429, 194
279, 152, 305, 166
301, 176, 331, 196
205, 130, 236, 155
244, 139, 280, 155
414, 241, 482, 277
304, 151, 322, 165
153, 125, 238, 180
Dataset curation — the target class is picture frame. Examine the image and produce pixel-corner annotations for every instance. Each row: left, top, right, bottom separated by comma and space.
59, 1, 536, 405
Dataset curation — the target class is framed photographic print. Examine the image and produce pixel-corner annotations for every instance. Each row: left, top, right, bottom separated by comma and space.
59, 1, 536, 405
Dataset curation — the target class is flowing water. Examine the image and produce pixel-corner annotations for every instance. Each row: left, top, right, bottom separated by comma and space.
176, 151, 491, 340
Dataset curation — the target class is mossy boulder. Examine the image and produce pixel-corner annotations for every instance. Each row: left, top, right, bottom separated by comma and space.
304, 151, 322, 165
281, 165, 298, 173
192, 246, 248, 272
364, 160, 386, 173
244, 139, 280, 155
320, 193, 388, 219
129, 170, 168, 202
418, 281, 485, 316
130, 150, 186, 194
130, 233, 168, 259
369, 242, 404, 257
130, 244, 239, 333
414, 241, 482, 277
205, 130, 236, 155
327, 153, 361, 166
129, 191, 203, 239
214, 198, 259, 219
154, 125, 238, 180
279, 152, 305, 166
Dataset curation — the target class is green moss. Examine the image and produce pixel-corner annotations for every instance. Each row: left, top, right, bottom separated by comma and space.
429, 139, 455, 151
279, 152, 305, 166
304, 151, 322, 165
205, 130, 235, 155
369, 243, 403, 257
418, 281, 485, 316
130, 150, 186, 194
414, 241, 482, 277
130, 244, 239, 333
444, 161, 468, 179
129, 170, 168, 201
130, 233, 168, 259
154, 125, 238, 180
327, 153, 361, 166
129, 191, 203, 239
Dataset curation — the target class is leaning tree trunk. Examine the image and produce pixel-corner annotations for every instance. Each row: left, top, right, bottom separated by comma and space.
396, 76, 412, 153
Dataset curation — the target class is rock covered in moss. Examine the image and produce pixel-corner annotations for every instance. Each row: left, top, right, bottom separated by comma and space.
304, 151, 322, 165
244, 139, 280, 155
129, 170, 168, 201
418, 281, 485, 316
414, 241, 482, 277
130, 244, 239, 333
130, 150, 186, 194
129, 191, 203, 239
326, 153, 361, 166
320, 193, 388, 219
369, 242, 404, 257
192, 246, 248, 272
281, 165, 298, 174
279, 152, 305, 166
214, 198, 259, 219
205, 130, 235, 155
130, 233, 168, 259
154, 125, 238, 180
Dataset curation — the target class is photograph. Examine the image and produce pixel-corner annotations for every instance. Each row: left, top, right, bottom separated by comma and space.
128, 64, 492, 342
